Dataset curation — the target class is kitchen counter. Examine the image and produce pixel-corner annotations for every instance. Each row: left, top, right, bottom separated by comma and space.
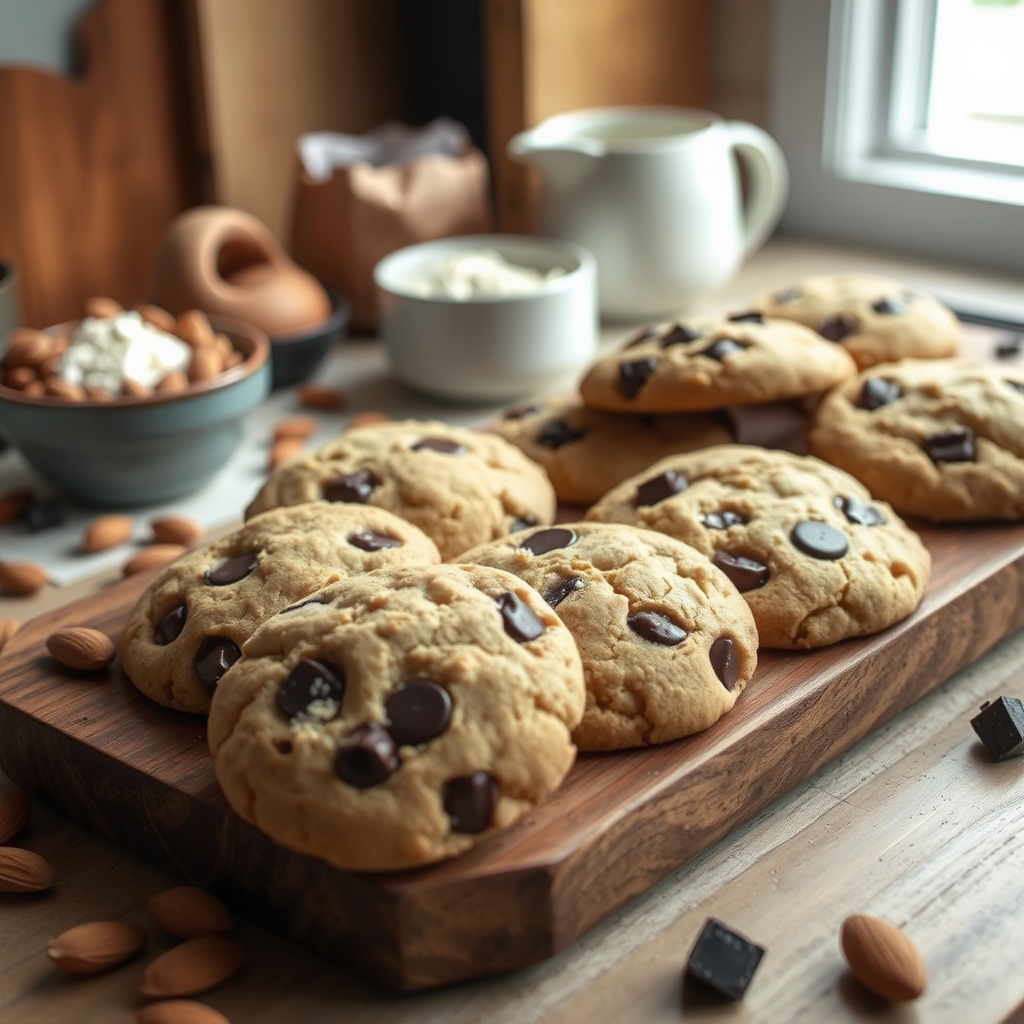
2, 237, 1024, 1024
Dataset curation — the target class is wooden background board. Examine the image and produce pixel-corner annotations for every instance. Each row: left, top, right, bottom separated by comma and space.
1, 517, 1023, 991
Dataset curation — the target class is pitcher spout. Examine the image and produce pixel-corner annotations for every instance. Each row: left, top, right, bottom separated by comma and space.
507, 127, 603, 192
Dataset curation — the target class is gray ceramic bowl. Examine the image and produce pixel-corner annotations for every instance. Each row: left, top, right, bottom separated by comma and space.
0, 316, 270, 506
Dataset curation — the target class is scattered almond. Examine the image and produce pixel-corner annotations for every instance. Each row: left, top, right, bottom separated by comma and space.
84, 295, 123, 319
148, 886, 232, 939
298, 384, 346, 410
0, 789, 31, 844
345, 410, 390, 430
46, 626, 117, 671
840, 913, 927, 1002
82, 514, 135, 553
136, 1000, 232, 1024
0, 846, 55, 892
269, 437, 304, 470
272, 416, 318, 441
0, 617, 20, 653
150, 515, 203, 547
0, 560, 49, 596
122, 545, 188, 577
47, 920, 148, 975
136, 303, 178, 333
140, 935, 243, 998
0, 487, 32, 523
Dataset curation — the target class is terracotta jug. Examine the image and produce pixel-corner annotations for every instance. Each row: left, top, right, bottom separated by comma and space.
151, 206, 331, 337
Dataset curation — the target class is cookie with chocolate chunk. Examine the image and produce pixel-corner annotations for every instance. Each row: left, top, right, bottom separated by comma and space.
809, 357, 1024, 521
754, 273, 960, 369
245, 419, 557, 559
586, 445, 930, 649
457, 522, 758, 750
578, 314, 856, 413
207, 562, 586, 872
120, 502, 441, 714
492, 395, 734, 506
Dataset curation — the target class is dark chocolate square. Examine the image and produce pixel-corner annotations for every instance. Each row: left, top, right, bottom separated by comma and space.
971, 696, 1024, 761
685, 918, 765, 999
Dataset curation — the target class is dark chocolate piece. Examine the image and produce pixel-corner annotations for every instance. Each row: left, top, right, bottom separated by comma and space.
834, 494, 886, 527
618, 357, 658, 398
685, 918, 765, 1000
726, 311, 763, 323
660, 324, 702, 348
857, 377, 902, 410
627, 610, 687, 646
700, 338, 747, 362
871, 296, 907, 315
520, 527, 576, 555
156, 604, 187, 645
510, 515, 539, 533
790, 520, 849, 560
712, 551, 770, 591
543, 576, 585, 608
412, 437, 466, 455
495, 591, 545, 642
709, 637, 739, 690
386, 680, 452, 746
348, 529, 401, 552
819, 314, 858, 342
334, 723, 398, 788
205, 552, 258, 586
994, 333, 1023, 359
701, 510, 747, 530
536, 419, 586, 449
625, 324, 659, 348
923, 426, 976, 464
636, 469, 688, 507
971, 696, 1024, 760
193, 636, 241, 691
25, 495, 66, 532
323, 468, 378, 503
276, 657, 345, 721
443, 772, 498, 833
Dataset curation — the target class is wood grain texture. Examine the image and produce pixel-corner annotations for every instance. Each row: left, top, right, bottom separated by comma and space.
1, 519, 1023, 991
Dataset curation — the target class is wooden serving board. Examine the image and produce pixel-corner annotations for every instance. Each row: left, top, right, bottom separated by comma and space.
2, 518, 1024, 992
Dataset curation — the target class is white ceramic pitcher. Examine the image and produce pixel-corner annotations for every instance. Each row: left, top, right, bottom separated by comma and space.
508, 107, 788, 320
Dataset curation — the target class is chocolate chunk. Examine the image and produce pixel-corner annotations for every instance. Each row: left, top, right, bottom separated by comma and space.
701, 510, 747, 530
510, 515, 539, 532
871, 296, 908, 315
520, 527, 576, 555
856, 377, 902, 410
700, 338, 747, 362
727, 311, 763, 323
276, 657, 345, 721
709, 637, 739, 690
819, 314, 857, 342
994, 333, 1023, 359
543, 576, 585, 608
686, 918, 765, 1000
156, 604, 187, 644
193, 636, 241, 691
712, 551, 770, 591
923, 426, 976, 464
660, 324, 702, 348
495, 591, 545, 642
618, 357, 658, 398
323, 468, 378, 503
774, 286, 800, 303
386, 680, 452, 746
25, 495, 66, 532
348, 529, 401, 552
971, 696, 1024, 760
625, 324, 660, 348
627, 610, 688, 646
443, 772, 498, 833
412, 437, 466, 455
790, 520, 849, 560
636, 469, 688, 506
334, 723, 398, 788
502, 401, 542, 419
205, 552, 258, 585
536, 419, 586, 449
834, 495, 886, 527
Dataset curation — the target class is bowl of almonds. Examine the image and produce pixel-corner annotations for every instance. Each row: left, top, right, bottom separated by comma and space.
0, 298, 270, 506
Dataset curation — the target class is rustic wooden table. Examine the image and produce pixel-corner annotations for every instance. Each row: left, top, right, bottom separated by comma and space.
3, 240, 1024, 1023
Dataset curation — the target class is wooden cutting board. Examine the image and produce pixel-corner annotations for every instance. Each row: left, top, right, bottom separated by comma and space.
2, 515, 1023, 991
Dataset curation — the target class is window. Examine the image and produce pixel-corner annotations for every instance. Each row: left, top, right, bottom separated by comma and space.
770, 0, 1024, 274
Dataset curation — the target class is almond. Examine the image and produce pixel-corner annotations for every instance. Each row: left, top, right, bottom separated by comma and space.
122, 378, 151, 398
0, 487, 32, 523
156, 371, 190, 393
2, 332, 53, 369
0, 617, 20, 653
140, 935, 243, 998
136, 1000, 232, 1024
82, 514, 135, 553
0, 846, 55, 892
176, 310, 216, 348
0, 560, 49, 596
187, 346, 222, 382
269, 437, 304, 470
840, 913, 927, 1002
47, 920, 148, 975
84, 295, 123, 319
46, 626, 117, 671
136, 303, 178, 333
4, 365, 38, 388
0, 789, 31, 844
83, 384, 115, 402
122, 544, 188, 576
272, 416, 317, 442
148, 886, 232, 939
298, 384, 346, 410
345, 410, 390, 430
150, 515, 203, 547
44, 377, 85, 401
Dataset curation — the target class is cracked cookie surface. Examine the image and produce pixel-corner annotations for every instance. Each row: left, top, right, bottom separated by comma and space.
120, 503, 441, 714
808, 357, 1024, 521
586, 445, 931, 649
457, 522, 758, 750
245, 419, 557, 559
207, 562, 586, 872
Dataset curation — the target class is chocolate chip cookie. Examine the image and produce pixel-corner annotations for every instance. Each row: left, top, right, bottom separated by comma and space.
207, 562, 586, 872
245, 419, 557, 559
578, 314, 856, 413
457, 522, 758, 750
808, 358, 1024, 521
753, 273, 961, 369
586, 445, 931, 649
492, 395, 735, 506
120, 503, 441, 714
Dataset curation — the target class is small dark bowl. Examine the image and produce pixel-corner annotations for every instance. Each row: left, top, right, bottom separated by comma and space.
269, 292, 350, 389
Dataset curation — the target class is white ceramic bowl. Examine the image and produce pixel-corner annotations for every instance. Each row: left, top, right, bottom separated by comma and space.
373, 235, 597, 402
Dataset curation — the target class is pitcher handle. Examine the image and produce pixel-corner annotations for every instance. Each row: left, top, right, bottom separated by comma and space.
724, 122, 789, 257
